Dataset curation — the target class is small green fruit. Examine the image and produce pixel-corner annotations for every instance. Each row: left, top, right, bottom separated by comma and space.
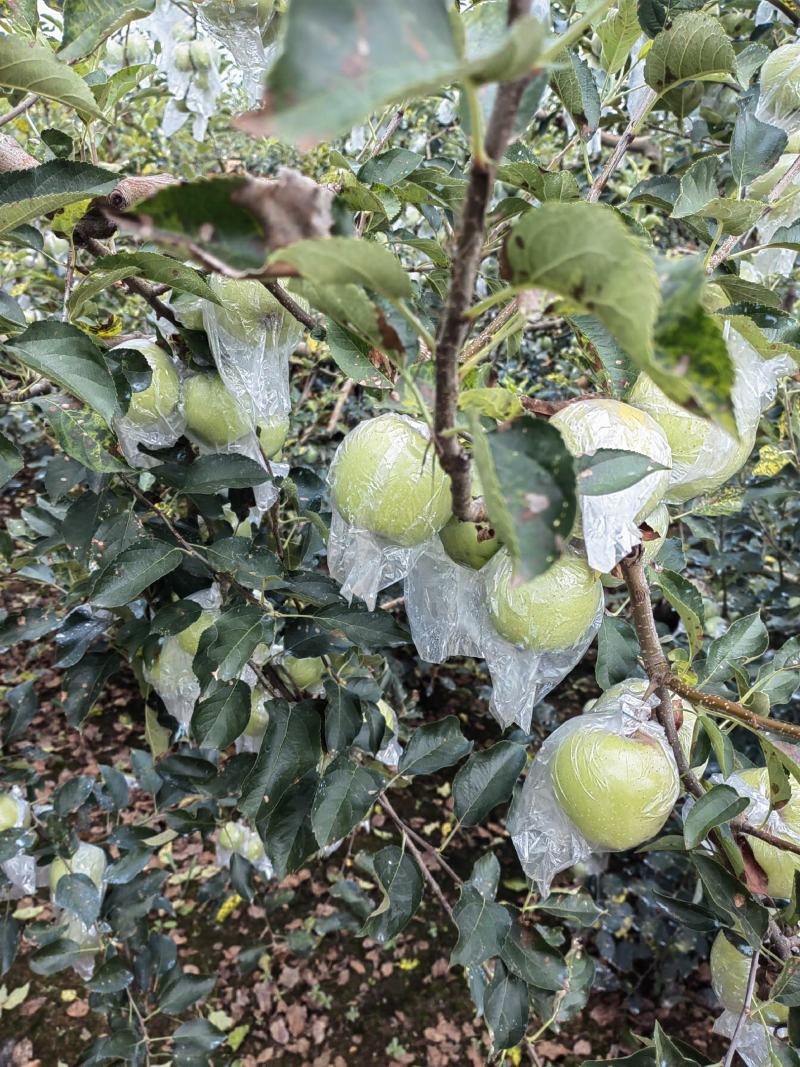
113, 339, 180, 426
189, 39, 218, 71
629, 374, 754, 503
601, 503, 669, 587
257, 415, 289, 460
283, 655, 325, 691
551, 723, 679, 850
50, 842, 106, 894
242, 835, 265, 863
740, 767, 800, 899
184, 374, 250, 446
245, 689, 270, 737
176, 610, 216, 656
330, 414, 452, 546
485, 550, 603, 652
219, 821, 246, 852
710, 931, 788, 1026
439, 473, 500, 570
174, 42, 193, 72
124, 32, 150, 65
0, 794, 24, 832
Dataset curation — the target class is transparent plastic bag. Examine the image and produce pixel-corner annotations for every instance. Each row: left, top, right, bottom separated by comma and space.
755, 42, 800, 134
550, 399, 673, 573
713, 1011, 788, 1067
327, 414, 452, 610
508, 693, 679, 895
111, 338, 186, 468
216, 821, 274, 879
197, 0, 268, 104
49, 842, 107, 979
0, 792, 35, 898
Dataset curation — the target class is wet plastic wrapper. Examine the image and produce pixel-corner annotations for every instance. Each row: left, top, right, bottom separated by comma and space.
750, 164, 800, 280
508, 694, 679, 895
50, 843, 107, 980
216, 822, 274, 880
111, 339, 186, 469
405, 540, 603, 731
0, 792, 35, 898
197, 0, 269, 104
550, 399, 672, 574
756, 43, 800, 134
713, 1011, 788, 1067
327, 415, 452, 611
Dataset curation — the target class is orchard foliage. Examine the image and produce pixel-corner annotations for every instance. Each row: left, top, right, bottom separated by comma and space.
1, 0, 800, 1064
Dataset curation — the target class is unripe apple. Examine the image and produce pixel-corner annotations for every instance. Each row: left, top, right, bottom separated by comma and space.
176, 610, 216, 656
330, 414, 452, 546
759, 42, 800, 120
438, 472, 501, 570
485, 549, 603, 652
172, 291, 205, 331
710, 931, 788, 1026
245, 688, 270, 737
124, 32, 151, 65
550, 398, 672, 525
104, 40, 124, 67
282, 655, 325, 691
242, 834, 266, 863
0, 794, 27, 832
219, 821, 246, 853
208, 276, 302, 348
257, 415, 290, 460
112, 339, 180, 426
189, 39, 218, 71
174, 42, 193, 73
551, 722, 679, 850
184, 374, 251, 446
601, 502, 670, 587
739, 767, 800, 900
629, 374, 755, 503
50, 842, 106, 894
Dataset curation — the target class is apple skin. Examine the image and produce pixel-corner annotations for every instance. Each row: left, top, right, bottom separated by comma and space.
710, 931, 788, 1026
208, 276, 303, 347
331, 414, 452, 547
0, 794, 26, 832
550, 398, 672, 525
245, 688, 270, 737
112, 339, 180, 426
184, 374, 251, 446
551, 723, 679, 850
439, 472, 500, 570
257, 415, 290, 460
739, 767, 800, 900
602, 502, 670, 587
176, 610, 216, 656
485, 549, 603, 652
283, 656, 325, 691
50, 842, 106, 894
629, 375, 755, 503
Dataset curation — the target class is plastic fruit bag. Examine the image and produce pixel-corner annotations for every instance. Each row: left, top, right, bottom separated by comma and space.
49, 842, 107, 979
216, 821, 274, 879
508, 691, 679, 895
112, 338, 186, 468
0, 791, 35, 898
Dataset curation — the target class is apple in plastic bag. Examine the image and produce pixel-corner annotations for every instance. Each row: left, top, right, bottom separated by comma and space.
738, 767, 800, 899
551, 722, 679, 850
176, 610, 217, 656
0, 794, 24, 832
184, 374, 250, 446
219, 822, 246, 853
124, 32, 151, 65
245, 689, 270, 737
601, 502, 669, 587
484, 549, 603, 651
50, 842, 107, 893
330, 414, 451, 546
172, 291, 205, 331
113, 339, 180, 426
208, 276, 303, 348
282, 655, 325, 691
710, 931, 788, 1025
629, 374, 754, 503
257, 415, 290, 460
439, 472, 501, 570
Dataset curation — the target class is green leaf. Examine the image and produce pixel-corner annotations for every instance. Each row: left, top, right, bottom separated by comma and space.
730, 108, 787, 189
63, 651, 120, 726
551, 53, 601, 136
710, 275, 781, 311
500, 918, 568, 992
259, 770, 319, 879
153, 455, 272, 495
692, 853, 768, 947
453, 742, 527, 827
597, 0, 641, 74
91, 61, 155, 112
773, 958, 800, 1008
653, 569, 704, 664
451, 884, 511, 967
683, 784, 749, 849
358, 149, 423, 187
202, 604, 270, 683
87, 958, 134, 995
698, 197, 764, 236
397, 716, 473, 777
628, 174, 681, 213
644, 14, 736, 96
71, 252, 218, 322
0, 433, 23, 489
66, 266, 135, 322
240, 701, 322, 818
311, 756, 383, 847
362, 845, 424, 943
0, 34, 103, 118
571, 315, 637, 397
9, 321, 120, 425
268, 238, 412, 301
484, 960, 528, 1051
754, 636, 800, 706
698, 715, 734, 778
54, 873, 101, 926
91, 538, 183, 608
29, 939, 83, 977
653, 1024, 705, 1067
191, 680, 250, 750
503, 203, 660, 363
576, 448, 670, 496
60, 0, 155, 62
324, 680, 362, 755
158, 973, 216, 1016
672, 157, 718, 219
760, 737, 795, 809
309, 603, 410, 651
702, 612, 768, 685
595, 616, 640, 690
325, 322, 393, 389
0, 289, 26, 332
37, 397, 127, 473
469, 412, 576, 582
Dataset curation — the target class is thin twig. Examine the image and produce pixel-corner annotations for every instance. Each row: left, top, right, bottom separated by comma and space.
381, 795, 456, 921
666, 675, 800, 743
460, 298, 520, 364
263, 280, 318, 331
326, 379, 353, 434
82, 237, 178, 325
722, 948, 760, 1067
587, 89, 657, 203
357, 107, 405, 163
0, 94, 37, 129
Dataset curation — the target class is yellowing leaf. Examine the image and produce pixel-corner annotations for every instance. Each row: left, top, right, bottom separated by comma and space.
753, 444, 791, 478
215, 893, 243, 922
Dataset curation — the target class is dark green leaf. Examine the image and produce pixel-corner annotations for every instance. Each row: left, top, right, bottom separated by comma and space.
91, 539, 183, 608
259, 770, 319, 879
500, 918, 568, 992
29, 938, 83, 976
63, 652, 120, 727
0, 433, 23, 490
153, 454, 272, 495
551, 53, 601, 135
672, 157, 718, 219
268, 237, 412, 301
311, 756, 383, 847
240, 701, 322, 818
4, 680, 38, 745
87, 957, 134, 994
731, 109, 787, 188
398, 716, 473, 777
0, 34, 103, 117
0, 289, 26, 332
311, 603, 410, 650
702, 612, 768, 685
654, 570, 704, 664
192, 680, 251, 750
698, 715, 734, 779
37, 398, 127, 473
692, 853, 768, 947
485, 960, 529, 1051
362, 845, 424, 943
158, 972, 216, 1015
54, 873, 101, 926
200, 604, 270, 682
576, 448, 670, 496
60, 0, 155, 62
683, 784, 749, 849
0, 917, 20, 978
359, 148, 423, 187
326, 321, 393, 388
205, 538, 282, 589
644, 13, 735, 94
453, 742, 526, 827
324, 680, 362, 755
595, 617, 640, 690
451, 885, 512, 968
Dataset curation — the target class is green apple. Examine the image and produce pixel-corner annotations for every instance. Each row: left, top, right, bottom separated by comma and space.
50, 842, 106, 894
207, 276, 303, 347
0, 794, 26, 832
710, 931, 788, 1026
330, 414, 452, 546
550, 398, 672, 524
242, 834, 266, 863
174, 42, 193, 72
282, 655, 325, 691
184, 374, 251, 446
245, 688, 270, 737
172, 291, 205, 331
485, 549, 603, 652
176, 610, 216, 656
439, 472, 501, 570
124, 32, 150, 65
629, 374, 755, 503
602, 502, 670, 587
189, 39, 218, 71
739, 767, 800, 899
113, 339, 180, 426
257, 415, 290, 460
104, 40, 124, 67
759, 42, 800, 120
219, 821, 246, 853
551, 723, 679, 850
